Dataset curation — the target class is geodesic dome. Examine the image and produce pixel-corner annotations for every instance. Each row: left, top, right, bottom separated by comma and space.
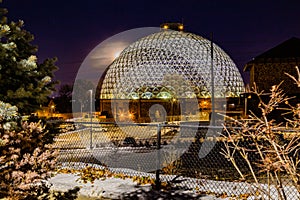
99, 30, 244, 100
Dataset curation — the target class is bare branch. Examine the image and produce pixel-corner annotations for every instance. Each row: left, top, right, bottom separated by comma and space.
285, 66, 300, 87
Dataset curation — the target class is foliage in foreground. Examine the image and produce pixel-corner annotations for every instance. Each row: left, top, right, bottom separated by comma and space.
222, 66, 300, 200
0, 101, 78, 199
0, 5, 58, 114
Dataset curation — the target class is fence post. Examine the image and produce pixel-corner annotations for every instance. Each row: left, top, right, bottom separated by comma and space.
155, 123, 162, 190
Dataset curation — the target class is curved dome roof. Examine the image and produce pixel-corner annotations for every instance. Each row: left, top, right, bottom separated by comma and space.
99, 30, 244, 100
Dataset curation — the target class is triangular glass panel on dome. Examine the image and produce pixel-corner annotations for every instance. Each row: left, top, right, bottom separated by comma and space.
157, 91, 172, 99
119, 93, 126, 99
152, 87, 160, 94
136, 88, 143, 95
160, 86, 171, 93
165, 85, 175, 92
141, 92, 153, 99
128, 92, 139, 100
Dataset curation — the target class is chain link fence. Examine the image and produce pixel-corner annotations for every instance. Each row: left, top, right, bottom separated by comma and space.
53, 121, 300, 199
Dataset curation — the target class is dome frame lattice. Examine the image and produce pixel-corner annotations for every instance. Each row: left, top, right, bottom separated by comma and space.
99, 30, 244, 100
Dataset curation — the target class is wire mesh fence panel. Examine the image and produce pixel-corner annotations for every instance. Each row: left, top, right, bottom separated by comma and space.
53, 128, 100, 164
53, 121, 300, 198
159, 124, 299, 198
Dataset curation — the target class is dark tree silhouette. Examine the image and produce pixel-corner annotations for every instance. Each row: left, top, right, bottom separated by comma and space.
54, 84, 73, 113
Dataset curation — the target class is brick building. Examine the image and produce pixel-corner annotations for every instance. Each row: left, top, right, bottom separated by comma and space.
243, 37, 300, 122
244, 37, 300, 95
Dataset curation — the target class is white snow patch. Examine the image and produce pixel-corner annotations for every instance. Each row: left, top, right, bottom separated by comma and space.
51, 162, 300, 199
49, 173, 150, 199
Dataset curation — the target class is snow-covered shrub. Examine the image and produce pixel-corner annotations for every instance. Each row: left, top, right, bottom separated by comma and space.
0, 101, 78, 199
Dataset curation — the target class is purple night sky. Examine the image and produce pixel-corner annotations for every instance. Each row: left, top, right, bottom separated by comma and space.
2, 0, 300, 85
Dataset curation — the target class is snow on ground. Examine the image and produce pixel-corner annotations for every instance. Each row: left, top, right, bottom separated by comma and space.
49, 173, 221, 199
50, 162, 299, 199
50, 173, 148, 199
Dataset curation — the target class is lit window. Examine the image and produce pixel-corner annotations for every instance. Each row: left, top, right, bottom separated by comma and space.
157, 92, 172, 99
141, 92, 153, 99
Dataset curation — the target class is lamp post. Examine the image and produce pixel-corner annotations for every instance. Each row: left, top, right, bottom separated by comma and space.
210, 33, 215, 126
88, 89, 93, 149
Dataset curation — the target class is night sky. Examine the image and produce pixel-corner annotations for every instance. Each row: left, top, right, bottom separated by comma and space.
2, 0, 300, 85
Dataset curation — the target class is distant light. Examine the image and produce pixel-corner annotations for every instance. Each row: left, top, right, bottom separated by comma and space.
178, 25, 184, 30
114, 51, 121, 59
163, 25, 169, 29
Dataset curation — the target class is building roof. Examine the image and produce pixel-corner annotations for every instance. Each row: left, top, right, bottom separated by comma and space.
244, 37, 300, 71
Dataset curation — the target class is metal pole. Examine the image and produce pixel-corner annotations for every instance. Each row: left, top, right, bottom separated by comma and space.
89, 89, 93, 149
211, 33, 215, 126
155, 123, 162, 190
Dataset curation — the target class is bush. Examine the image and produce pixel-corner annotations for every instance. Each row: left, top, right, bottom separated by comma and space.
0, 101, 77, 199
221, 67, 300, 199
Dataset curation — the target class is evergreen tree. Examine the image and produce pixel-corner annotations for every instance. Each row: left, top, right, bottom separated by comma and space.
0, 5, 58, 114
